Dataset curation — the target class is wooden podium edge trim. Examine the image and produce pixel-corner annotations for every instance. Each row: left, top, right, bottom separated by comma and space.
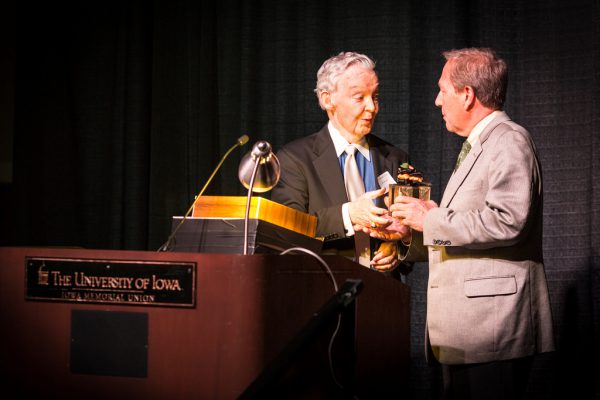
191, 196, 317, 237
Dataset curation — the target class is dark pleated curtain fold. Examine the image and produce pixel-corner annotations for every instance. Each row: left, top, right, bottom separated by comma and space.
1, 0, 599, 398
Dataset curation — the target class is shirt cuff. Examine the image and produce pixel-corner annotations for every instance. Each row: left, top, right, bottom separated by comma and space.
342, 202, 355, 236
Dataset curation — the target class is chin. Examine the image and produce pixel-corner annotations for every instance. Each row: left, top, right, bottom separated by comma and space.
358, 126, 373, 135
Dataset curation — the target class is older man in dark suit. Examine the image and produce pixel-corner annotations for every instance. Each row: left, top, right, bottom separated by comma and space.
271, 51, 408, 271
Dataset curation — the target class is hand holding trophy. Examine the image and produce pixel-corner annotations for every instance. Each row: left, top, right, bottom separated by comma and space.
356, 163, 434, 238
387, 163, 437, 233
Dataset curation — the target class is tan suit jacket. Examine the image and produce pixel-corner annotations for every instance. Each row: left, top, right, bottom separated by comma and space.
403, 112, 555, 364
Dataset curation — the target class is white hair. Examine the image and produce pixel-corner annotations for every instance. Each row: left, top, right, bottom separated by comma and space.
314, 52, 376, 109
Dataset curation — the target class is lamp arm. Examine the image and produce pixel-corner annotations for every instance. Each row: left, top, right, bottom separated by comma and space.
243, 156, 261, 255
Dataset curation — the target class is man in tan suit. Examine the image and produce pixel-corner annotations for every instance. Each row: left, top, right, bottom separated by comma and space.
358, 48, 555, 399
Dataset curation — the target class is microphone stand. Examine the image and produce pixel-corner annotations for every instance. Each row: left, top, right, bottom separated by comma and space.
158, 136, 248, 252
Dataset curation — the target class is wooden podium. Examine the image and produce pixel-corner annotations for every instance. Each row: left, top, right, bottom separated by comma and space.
171, 196, 323, 254
0, 246, 410, 399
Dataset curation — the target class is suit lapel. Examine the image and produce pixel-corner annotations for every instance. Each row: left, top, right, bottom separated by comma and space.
440, 143, 482, 207
368, 135, 393, 178
312, 127, 349, 204
441, 113, 511, 207
309, 129, 395, 205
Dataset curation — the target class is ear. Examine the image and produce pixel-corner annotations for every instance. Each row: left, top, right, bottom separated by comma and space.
463, 86, 476, 110
320, 90, 335, 111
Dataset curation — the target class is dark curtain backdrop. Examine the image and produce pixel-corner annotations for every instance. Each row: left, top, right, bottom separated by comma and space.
1, 0, 598, 399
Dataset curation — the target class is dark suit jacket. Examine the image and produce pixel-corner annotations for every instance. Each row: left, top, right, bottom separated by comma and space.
271, 125, 408, 249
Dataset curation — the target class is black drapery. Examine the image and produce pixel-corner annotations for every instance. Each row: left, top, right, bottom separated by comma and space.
1, 0, 598, 399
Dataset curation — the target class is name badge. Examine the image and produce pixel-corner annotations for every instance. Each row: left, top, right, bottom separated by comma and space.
377, 171, 397, 192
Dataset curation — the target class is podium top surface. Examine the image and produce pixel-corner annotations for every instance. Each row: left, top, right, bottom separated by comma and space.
191, 196, 317, 237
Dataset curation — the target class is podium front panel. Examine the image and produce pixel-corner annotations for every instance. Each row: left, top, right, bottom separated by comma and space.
0, 247, 409, 399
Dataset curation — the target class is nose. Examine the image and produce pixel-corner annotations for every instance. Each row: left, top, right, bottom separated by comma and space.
434, 92, 442, 108
365, 96, 377, 112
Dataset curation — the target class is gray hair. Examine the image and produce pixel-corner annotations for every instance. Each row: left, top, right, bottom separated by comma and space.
443, 47, 508, 110
314, 52, 376, 109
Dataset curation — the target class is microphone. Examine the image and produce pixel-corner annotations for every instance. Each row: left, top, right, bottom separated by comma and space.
157, 134, 250, 252
237, 134, 250, 146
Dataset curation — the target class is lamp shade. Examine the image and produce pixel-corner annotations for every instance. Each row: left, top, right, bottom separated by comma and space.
238, 141, 280, 193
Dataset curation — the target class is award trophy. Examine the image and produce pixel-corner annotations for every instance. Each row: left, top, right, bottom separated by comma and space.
388, 163, 431, 205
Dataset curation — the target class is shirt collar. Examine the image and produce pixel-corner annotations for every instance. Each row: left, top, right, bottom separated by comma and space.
328, 121, 371, 160
467, 110, 505, 146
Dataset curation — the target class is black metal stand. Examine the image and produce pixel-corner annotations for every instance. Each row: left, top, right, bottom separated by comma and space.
238, 279, 363, 399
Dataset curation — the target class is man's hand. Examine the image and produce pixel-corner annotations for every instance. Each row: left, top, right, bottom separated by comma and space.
389, 196, 438, 232
371, 241, 399, 272
354, 213, 411, 241
348, 187, 391, 229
